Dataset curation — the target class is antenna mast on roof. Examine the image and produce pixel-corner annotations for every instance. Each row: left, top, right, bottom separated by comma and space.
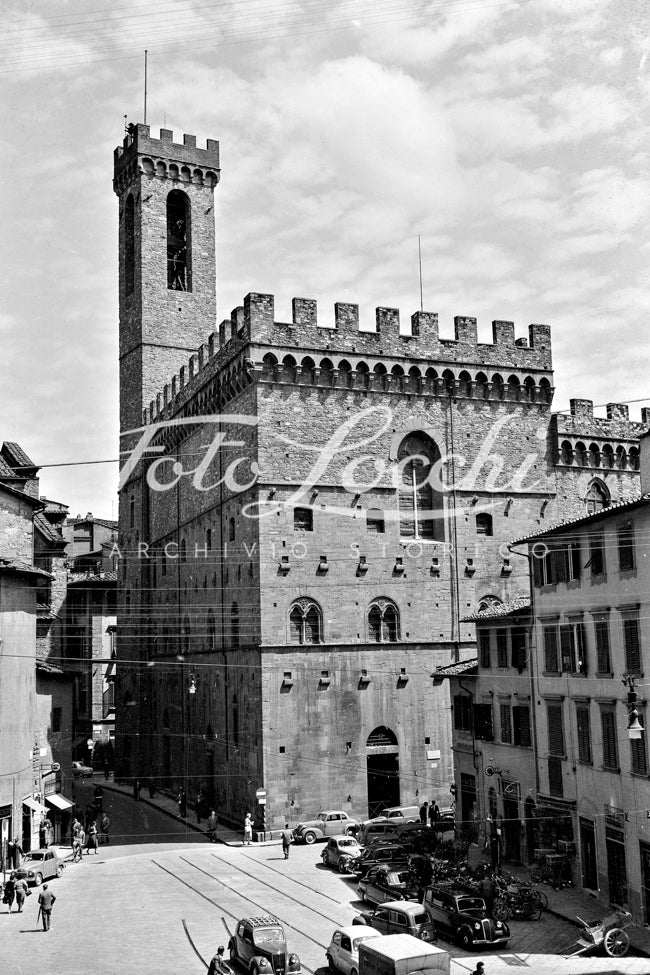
144, 50, 148, 125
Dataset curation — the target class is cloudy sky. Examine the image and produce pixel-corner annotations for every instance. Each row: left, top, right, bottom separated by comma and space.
1, 0, 648, 518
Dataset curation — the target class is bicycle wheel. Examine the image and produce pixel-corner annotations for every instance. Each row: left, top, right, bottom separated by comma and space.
493, 898, 510, 921
531, 889, 548, 910
523, 898, 542, 921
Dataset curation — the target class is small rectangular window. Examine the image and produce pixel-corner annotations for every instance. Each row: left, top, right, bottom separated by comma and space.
366, 508, 385, 533
511, 627, 527, 671
594, 616, 612, 674
293, 507, 313, 532
547, 703, 565, 756
453, 695, 473, 732
476, 513, 493, 536
631, 727, 648, 775
473, 702, 494, 741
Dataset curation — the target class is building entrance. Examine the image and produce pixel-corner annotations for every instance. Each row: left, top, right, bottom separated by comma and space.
606, 826, 627, 906
366, 727, 400, 818
580, 817, 597, 890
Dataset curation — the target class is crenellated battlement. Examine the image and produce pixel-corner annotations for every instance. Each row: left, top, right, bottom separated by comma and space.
142, 291, 557, 427
113, 123, 220, 195
237, 293, 552, 371
553, 398, 648, 472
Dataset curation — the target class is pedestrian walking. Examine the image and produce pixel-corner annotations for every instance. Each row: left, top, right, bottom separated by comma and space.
3, 873, 16, 912
87, 819, 99, 854
207, 946, 230, 975
37, 884, 56, 931
419, 801, 429, 824
429, 801, 439, 828
471, 964, 485, 975
14, 876, 28, 913
101, 812, 111, 845
207, 810, 218, 843
39, 816, 47, 849
133, 778, 141, 801
148, 776, 156, 799
281, 824, 293, 859
243, 812, 253, 845
178, 788, 187, 819
103, 758, 110, 780
93, 784, 104, 814
479, 875, 496, 915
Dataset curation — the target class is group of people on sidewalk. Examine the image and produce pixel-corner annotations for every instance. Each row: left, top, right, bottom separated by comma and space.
2, 875, 58, 931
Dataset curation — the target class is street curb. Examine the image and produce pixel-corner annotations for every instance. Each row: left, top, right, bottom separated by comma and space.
98, 782, 279, 846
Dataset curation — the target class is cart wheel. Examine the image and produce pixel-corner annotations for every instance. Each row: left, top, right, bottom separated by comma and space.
604, 927, 630, 958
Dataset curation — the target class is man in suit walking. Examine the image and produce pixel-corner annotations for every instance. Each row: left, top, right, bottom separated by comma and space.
38, 884, 56, 931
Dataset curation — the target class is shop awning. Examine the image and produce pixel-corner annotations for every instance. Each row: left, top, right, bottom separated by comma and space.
45, 793, 74, 811
23, 797, 48, 814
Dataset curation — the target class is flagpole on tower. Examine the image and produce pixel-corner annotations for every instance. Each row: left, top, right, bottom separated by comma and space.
144, 50, 148, 125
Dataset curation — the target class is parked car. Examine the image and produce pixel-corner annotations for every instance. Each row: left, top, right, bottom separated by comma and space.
321, 835, 364, 872
229, 915, 301, 975
293, 811, 360, 844
352, 843, 412, 877
353, 900, 436, 942
355, 820, 398, 846
325, 925, 383, 975
423, 885, 510, 949
72, 761, 94, 778
358, 865, 419, 905
377, 805, 420, 824
16, 849, 64, 886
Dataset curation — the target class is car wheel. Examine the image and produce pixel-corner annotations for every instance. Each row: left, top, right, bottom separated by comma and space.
345, 826, 356, 836
458, 929, 472, 950
56, 866, 63, 878
338, 858, 349, 874
34, 873, 43, 886
303, 831, 317, 845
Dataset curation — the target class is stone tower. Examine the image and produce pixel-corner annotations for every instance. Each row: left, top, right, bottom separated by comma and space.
113, 124, 220, 434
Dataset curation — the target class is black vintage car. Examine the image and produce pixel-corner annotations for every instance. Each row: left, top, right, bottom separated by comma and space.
350, 843, 412, 877
358, 865, 419, 905
229, 916, 302, 975
422, 885, 510, 949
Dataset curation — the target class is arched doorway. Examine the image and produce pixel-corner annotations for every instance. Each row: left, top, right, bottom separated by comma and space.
366, 727, 400, 818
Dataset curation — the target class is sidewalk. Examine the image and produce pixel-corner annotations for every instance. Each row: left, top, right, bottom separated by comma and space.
100, 778, 280, 847
467, 848, 650, 958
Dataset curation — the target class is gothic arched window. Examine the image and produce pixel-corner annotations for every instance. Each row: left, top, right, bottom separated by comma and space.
585, 480, 610, 515
289, 599, 322, 644
167, 189, 191, 291
397, 433, 444, 541
368, 599, 400, 642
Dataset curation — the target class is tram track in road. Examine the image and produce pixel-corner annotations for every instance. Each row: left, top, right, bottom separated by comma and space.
152, 855, 323, 973
237, 851, 344, 907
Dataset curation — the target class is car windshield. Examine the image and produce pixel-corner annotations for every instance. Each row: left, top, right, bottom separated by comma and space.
413, 913, 428, 925
352, 933, 381, 950
338, 839, 358, 848
253, 928, 285, 949
394, 872, 411, 884
317, 813, 327, 822
25, 853, 44, 861
458, 898, 486, 913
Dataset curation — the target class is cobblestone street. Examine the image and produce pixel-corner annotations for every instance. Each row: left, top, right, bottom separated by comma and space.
3, 791, 649, 975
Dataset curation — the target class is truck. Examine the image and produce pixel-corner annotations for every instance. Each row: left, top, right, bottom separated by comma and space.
358, 934, 450, 975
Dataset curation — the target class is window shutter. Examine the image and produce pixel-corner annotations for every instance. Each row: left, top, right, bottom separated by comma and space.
601, 710, 618, 769
570, 543, 581, 580
533, 553, 544, 588
479, 631, 491, 668
513, 706, 531, 747
618, 523, 635, 571
576, 623, 587, 674
511, 627, 526, 671
496, 628, 508, 667
576, 706, 591, 763
552, 547, 567, 583
560, 624, 573, 672
624, 618, 641, 674
631, 733, 648, 775
547, 704, 565, 755
595, 619, 611, 673
453, 695, 462, 730
543, 626, 559, 672
500, 704, 512, 743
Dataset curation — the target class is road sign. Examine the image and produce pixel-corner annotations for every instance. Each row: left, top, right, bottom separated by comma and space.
256, 788, 267, 805
484, 765, 495, 777
51, 763, 61, 772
